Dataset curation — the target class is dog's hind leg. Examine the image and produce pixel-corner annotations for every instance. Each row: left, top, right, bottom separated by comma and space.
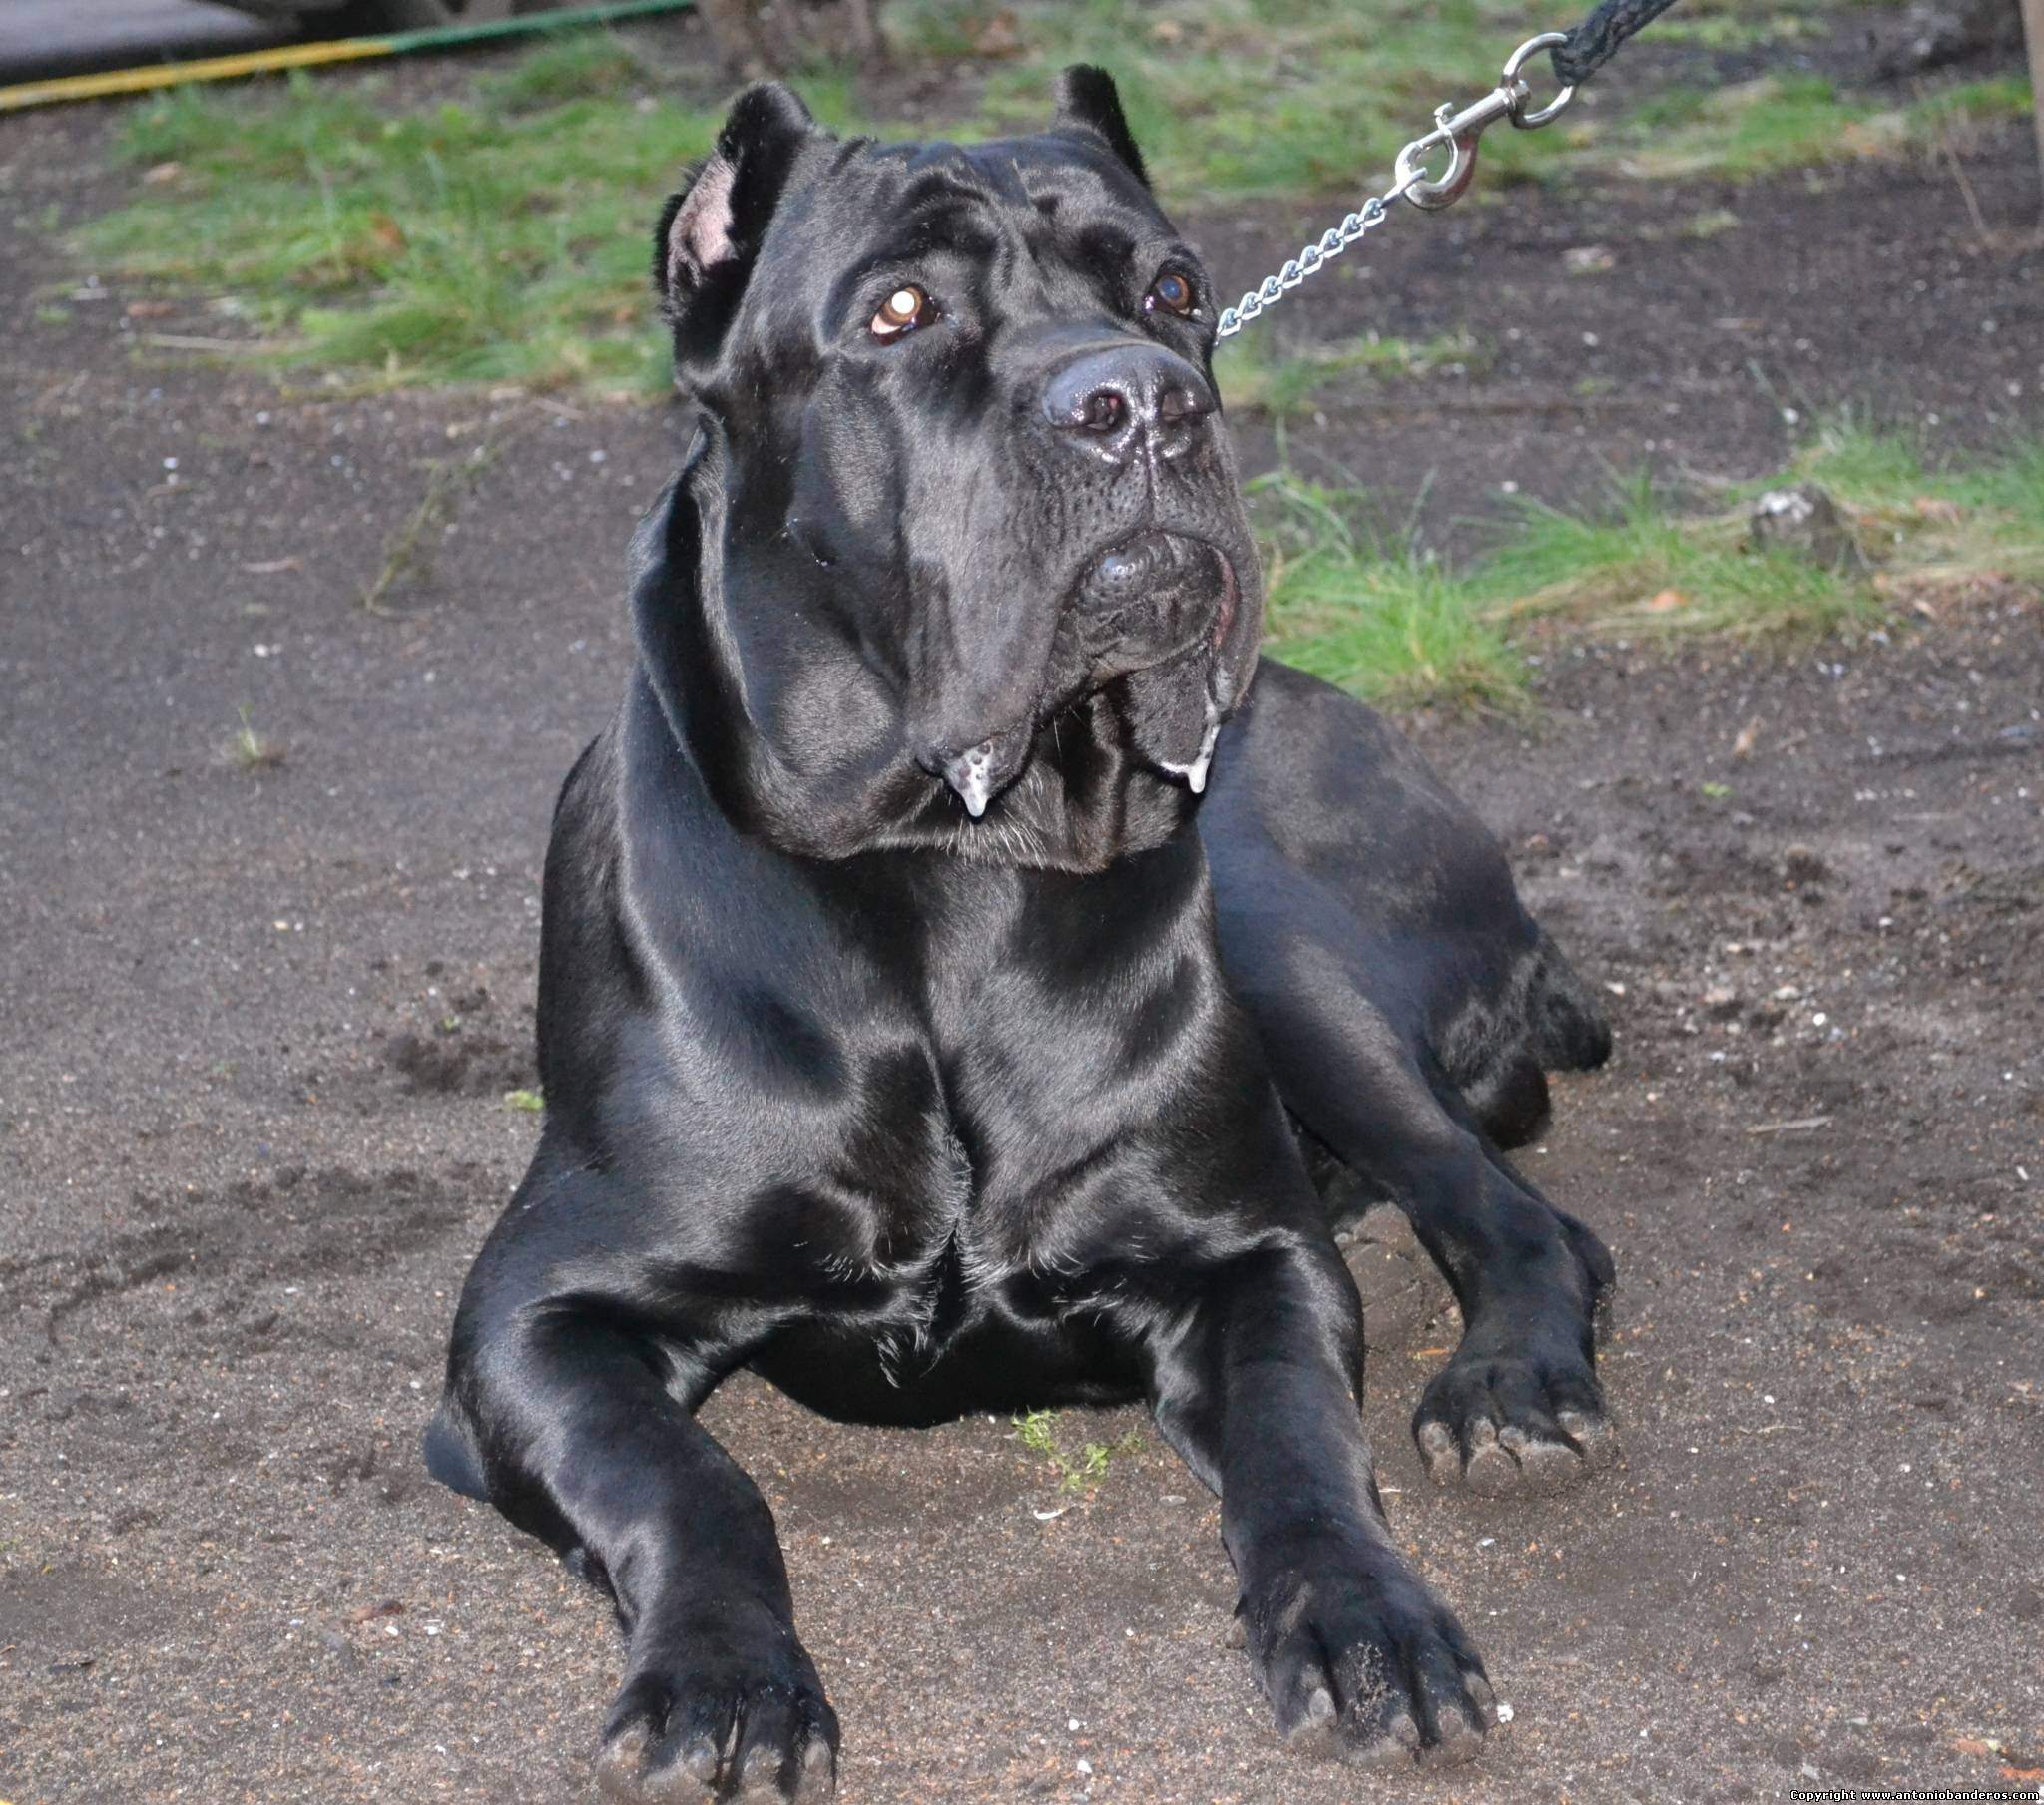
1233, 934, 1618, 1497
1436, 928, 1613, 1150
425, 1143, 837, 1804
1201, 663, 1618, 1497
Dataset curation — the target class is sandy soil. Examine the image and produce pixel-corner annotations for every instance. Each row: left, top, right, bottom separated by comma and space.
3, 44, 2042, 1805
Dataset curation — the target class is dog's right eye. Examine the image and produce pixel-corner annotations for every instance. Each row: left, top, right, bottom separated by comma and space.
870, 284, 938, 339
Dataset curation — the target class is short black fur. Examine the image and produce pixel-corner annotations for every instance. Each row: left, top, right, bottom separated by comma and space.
428, 70, 1617, 1804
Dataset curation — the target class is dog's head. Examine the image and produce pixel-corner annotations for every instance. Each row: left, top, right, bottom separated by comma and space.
632, 71, 1261, 869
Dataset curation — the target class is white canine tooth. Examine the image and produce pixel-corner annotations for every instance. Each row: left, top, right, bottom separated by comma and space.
1163, 703, 1224, 795
946, 740, 994, 818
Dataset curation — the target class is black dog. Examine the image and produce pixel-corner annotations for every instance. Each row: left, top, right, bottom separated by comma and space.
425, 69, 1616, 1802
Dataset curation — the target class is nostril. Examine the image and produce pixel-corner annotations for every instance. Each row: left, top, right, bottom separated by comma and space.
1094, 543, 1150, 590
1157, 385, 1208, 427
1079, 388, 1125, 434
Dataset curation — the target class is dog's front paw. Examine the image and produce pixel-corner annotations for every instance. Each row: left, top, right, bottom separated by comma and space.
597, 1623, 837, 1803
1244, 1543, 1495, 1767
1414, 1336, 1619, 1498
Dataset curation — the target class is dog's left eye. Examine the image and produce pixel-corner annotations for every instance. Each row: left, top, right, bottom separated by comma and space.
871, 284, 938, 339
1146, 270, 1197, 317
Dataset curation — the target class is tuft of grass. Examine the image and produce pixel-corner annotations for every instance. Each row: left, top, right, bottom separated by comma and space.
1477, 469, 1881, 640
1650, 9, 1823, 51
1215, 329, 1484, 421
1013, 1409, 1145, 1493
504, 1087, 545, 1113
228, 705, 286, 770
1620, 76, 1900, 180
1490, 428, 2044, 632
1256, 474, 1529, 712
1678, 206, 1742, 239
360, 439, 500, 614
1256, 427, 2044, 709
1909, 76, 2037, 139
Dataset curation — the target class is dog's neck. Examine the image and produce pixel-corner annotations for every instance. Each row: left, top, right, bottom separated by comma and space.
629, 428, 1199, 875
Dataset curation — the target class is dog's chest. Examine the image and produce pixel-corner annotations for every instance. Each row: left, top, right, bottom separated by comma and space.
751, 1070, 1161, 1418
777, 940, 1222, 1313
659, 845, 1247, 1402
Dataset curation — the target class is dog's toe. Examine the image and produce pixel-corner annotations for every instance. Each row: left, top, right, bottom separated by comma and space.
1459, 1418, 1521, 1496
1557, 1403, 1621, 1472
1416, 1417, 1460, 1485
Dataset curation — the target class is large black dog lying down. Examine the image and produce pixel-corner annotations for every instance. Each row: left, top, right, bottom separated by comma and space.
426, 68, 1617, 1801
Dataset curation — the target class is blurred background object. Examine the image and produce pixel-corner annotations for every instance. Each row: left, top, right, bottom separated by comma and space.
1, 1, 645, 86
0, 0, 891, 85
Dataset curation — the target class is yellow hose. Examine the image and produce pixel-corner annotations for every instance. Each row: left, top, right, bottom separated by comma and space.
1, 39, 394, 112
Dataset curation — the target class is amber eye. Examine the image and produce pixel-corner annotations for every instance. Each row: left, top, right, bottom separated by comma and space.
871, 283, 937, 339
1147, 270, 1197, 317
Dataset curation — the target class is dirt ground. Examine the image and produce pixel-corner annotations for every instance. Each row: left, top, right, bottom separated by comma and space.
3, 46, 2043, 1805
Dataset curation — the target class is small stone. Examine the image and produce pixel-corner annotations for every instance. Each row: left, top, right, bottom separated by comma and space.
1749, 484, 1866, 573
1873, 0, 2024, 74
1782, 844, 1828, 884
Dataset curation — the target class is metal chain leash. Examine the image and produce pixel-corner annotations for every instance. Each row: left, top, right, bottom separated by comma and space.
1214, 30, 1580, 340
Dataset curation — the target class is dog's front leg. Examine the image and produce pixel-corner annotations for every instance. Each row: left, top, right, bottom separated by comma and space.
429, 1164, 836, 1803
1148, 1240, 1495, 1766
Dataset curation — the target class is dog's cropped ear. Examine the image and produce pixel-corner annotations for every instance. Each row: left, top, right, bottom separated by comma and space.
655, 82, 816, 370
1052, 65, 1148, 190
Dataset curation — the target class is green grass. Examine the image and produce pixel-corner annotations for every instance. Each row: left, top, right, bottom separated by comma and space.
1256, 474, 1529, 710
227, 705, 286, 770
77, 65, 864, 394
1617, 73, 2033, 181
962, 0, 1574, 205
1215, 328, 1484, 421
67, 8, 2031, 395
1258, 426, 2044, 710
474, 29, 660, 113
1649, 10, 1824, 52
1013, 1409, 1145, 1493
81, 75, 710, 393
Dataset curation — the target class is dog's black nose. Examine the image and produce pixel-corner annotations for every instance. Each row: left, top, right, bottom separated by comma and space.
1043, 345, 1215, 465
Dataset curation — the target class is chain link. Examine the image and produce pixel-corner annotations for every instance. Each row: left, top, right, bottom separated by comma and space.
1213, 32, 1575, 342
1214, 184, 1410, 342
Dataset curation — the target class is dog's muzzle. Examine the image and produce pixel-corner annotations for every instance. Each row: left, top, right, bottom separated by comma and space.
1076, 530, 1237, 670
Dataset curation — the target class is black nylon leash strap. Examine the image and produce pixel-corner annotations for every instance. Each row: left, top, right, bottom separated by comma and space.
1550, 0, 1684, 87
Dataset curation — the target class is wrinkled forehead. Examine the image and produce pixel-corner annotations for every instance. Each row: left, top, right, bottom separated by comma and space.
770, 131, 1181, 279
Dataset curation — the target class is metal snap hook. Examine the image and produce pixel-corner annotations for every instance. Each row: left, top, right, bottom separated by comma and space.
1394, 80, 1521, 211
1393, 121, 1476, 213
